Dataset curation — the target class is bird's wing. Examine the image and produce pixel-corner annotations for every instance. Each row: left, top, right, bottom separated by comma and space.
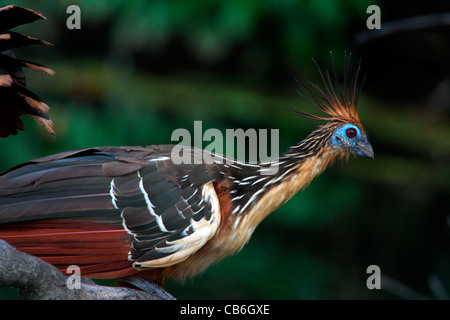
0, 146, 221, 277
0, 5, 54, 137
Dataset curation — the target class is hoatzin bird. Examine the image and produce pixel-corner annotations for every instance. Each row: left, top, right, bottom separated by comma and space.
0, 56, 373, 287
0, 5, 54, 138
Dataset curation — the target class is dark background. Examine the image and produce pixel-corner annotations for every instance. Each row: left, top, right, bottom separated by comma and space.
0, 0, 448, 299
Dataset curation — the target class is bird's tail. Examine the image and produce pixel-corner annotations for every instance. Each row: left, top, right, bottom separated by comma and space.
0, 149, 137, 278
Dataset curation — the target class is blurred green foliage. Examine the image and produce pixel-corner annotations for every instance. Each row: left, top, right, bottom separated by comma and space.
0, 0, 449, 299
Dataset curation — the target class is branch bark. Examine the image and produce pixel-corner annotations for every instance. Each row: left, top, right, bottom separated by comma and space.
0, 239, 175, 300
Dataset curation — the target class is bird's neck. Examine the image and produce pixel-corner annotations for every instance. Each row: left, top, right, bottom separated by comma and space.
214, 137, 342, 255
245, 143, 342, 218
221, 125, 343, 221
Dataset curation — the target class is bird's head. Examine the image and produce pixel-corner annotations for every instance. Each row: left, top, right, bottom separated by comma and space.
330, 122, 373, 158
289, 53, 374, 159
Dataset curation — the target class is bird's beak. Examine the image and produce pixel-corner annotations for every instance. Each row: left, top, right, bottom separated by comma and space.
354, 138, 374, 159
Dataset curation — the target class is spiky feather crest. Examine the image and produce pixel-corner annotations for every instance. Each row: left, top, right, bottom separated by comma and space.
289, 53, 365, 128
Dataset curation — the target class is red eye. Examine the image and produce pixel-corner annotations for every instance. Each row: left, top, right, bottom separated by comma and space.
346, 128, 357, 138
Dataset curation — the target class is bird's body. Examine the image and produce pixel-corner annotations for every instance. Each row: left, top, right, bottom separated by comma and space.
0, 141, 339, 283
0, 55, 373, 285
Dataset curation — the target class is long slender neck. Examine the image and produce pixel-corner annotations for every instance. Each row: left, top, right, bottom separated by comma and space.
213, 128, 343, 255
221, 124, 342, 219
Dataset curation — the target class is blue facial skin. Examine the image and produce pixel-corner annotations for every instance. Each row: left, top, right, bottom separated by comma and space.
331, 123, 374, 158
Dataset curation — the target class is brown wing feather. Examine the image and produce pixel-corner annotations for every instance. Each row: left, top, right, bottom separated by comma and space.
0, 146, 222, 280
0, 5, 54, 137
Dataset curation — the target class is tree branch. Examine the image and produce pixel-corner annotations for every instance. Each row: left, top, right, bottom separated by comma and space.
0, 240, 175, 300
354, 13, 450, 46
